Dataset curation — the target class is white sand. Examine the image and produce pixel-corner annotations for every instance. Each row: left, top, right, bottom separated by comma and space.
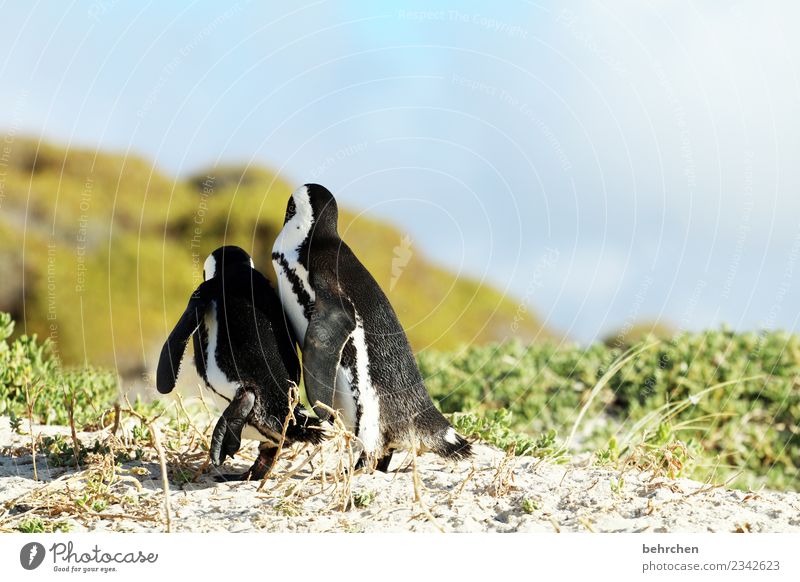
1, 416, 799, 533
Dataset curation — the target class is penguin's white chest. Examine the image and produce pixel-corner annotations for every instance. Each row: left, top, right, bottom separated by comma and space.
203, 302, 237, 400
272, 255, 313, 344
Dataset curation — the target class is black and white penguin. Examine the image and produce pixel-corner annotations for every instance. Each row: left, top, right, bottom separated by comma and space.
271, 184, 471, 471
156, 245, 323, 481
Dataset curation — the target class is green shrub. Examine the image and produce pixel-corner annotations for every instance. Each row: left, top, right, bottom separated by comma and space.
3, 300, 797, 493
424, 329, 800, 491
451, 409, 564, 459
0, 312, 118, 426
16, 517, 71, 533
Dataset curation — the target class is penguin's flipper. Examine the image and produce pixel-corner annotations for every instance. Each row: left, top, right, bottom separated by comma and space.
156, 279, 216, 394
209, 389, 256, 466
302, 287, 356, 421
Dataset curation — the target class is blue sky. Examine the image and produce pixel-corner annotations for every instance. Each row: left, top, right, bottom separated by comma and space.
2, 0, 799, 342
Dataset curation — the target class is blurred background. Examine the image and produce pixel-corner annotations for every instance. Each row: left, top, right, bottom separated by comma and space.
1, 0, 799, 381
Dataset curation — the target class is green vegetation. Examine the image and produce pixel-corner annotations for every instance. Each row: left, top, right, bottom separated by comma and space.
1, 303, 797, 492
451, 410, 563, 459
38, 432, 147, 467
0, 136, 548, 372
15, 517, 71, 533
520, 496, 540, 513
351, 489, 376, 509
2, 308, 798, 491
274, 499, 303, 517
424, 328, 800, 491
0, 312, 118, 426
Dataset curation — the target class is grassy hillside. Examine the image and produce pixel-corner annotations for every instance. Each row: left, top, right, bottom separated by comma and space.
0, 136, 548, 373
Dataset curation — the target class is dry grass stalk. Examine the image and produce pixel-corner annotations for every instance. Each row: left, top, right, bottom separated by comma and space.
622, 441, 689, 481
148, 422, 172, 533
449, 462, 478, 503
490, 449, 518, 497
257, 383, 300, 491
0, 441, 162, 531
23, 383, 42, 481
175, 392, 212, 450
269, 446, 323, 497
408, 441, 444, 532
63, 386, 82, 471
0, 398, 221, 532
111, 402, 121, 435
294, 402, 358, 511
567, 342, 657, 449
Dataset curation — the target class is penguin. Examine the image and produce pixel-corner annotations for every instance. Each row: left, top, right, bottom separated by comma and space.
156, 245, 323, 481
271, 184, 471, 471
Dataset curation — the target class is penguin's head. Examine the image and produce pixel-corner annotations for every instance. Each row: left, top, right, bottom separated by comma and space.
203, 246, 254, 281
283, 183, 339, 238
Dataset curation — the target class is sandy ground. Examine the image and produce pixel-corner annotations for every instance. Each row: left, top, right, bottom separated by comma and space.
1, 416, 799, 533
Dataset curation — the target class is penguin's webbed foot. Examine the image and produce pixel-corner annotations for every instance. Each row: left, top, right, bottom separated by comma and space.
212, 446, 278, 484
213, 471, 253, 483
375, 451, 394, 472
353, 451, 394, 473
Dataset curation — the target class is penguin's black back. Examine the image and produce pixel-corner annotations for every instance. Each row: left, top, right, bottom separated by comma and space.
308, 236, 451, 442
196, 266, 300, 423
